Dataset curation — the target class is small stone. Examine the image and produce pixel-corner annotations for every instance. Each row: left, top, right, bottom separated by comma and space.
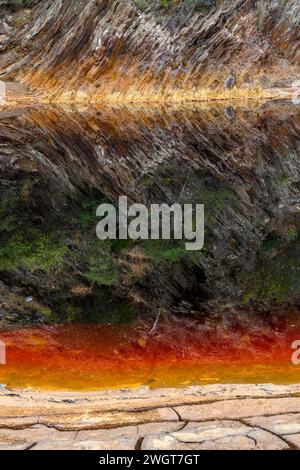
260, 75, 271, 88
224, 106, 236, 120
0, 20, 13, 35
209, 80, 219, 90
224, 75, 236, 90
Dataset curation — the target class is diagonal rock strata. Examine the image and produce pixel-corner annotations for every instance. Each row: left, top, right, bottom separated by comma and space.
0, 0, 299, 103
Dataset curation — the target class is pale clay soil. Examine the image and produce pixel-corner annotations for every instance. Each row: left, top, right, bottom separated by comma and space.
1, 384, 300, 450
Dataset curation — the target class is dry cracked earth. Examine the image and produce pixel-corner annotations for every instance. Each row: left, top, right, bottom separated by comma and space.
1, 384, 300, 450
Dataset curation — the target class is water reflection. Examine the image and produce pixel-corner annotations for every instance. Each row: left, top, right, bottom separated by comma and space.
0, 100, 300, 327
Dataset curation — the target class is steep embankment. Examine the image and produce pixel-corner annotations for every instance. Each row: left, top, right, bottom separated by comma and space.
0, 0, 299, 102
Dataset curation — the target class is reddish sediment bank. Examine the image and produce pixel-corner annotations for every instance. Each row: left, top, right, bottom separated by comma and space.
1, 321, 300, 391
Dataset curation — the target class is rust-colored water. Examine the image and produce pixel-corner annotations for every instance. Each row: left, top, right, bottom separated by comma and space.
0, 322, 300, 391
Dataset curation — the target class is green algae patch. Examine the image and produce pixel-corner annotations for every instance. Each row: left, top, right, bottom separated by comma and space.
79, 239, 118, 287
142, 239, 204, 266
239, 242, 300, 306
0, 232, 67, 273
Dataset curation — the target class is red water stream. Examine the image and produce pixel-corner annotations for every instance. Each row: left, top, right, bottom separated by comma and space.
0, 321, 300, 390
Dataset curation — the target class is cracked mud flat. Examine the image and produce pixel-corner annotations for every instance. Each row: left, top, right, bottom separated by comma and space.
1, 384, 300, 450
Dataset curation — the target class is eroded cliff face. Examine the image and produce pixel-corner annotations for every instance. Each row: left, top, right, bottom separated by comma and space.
0, 0, 299, 103
0, 1, 300, 328
1, 101, 300, 327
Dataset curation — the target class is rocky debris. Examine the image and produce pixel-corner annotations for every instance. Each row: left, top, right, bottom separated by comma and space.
0, 384, 300, 450
0, 281, 46, 329
0, 35, 6, 48
0, 18, 14, 51
0, 51, 20, 71
0, 33, 9, 51
0, 21, 11, 36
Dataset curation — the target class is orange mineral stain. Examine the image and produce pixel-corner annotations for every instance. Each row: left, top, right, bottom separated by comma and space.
0, 322, 300, 391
